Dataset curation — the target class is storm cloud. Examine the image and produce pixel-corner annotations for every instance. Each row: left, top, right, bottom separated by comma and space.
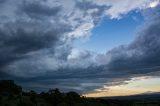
0, 0, 160, 93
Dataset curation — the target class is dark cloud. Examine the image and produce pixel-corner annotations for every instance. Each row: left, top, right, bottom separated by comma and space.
0, 0, 6, 4
2, 24, 57, 53
0, 0, 160, 94
0, 20, 70, 69
39, 7, 160, 93
21, 1, 61, 19
0, 0, 71, 69
106, 9, 160, 75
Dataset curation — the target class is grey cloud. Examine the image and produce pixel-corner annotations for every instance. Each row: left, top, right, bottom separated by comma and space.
21, 1, 61, 19
0, 0, 160, 94
0, 0, 6, 4
0, 0, 72, 70
2, 24, 57, 53
34, 7, 160, 93
0, 19, 70, 68
75, 0, 108, 25
76, 0, 107, 13
106, 10, 160, 75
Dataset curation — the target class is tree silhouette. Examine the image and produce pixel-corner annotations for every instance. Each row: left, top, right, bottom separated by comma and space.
29, 90, 37, 106
0, 80, 22, 95
65, 91, 80, 106
47, 88, 62, 106
1, 80, 158, 106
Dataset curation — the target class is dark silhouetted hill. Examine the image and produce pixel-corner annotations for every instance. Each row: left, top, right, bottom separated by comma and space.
0, 80, 160, 106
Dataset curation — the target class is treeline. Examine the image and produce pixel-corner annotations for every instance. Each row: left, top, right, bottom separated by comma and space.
0, 80, 160, 106
0, 80, 108, 106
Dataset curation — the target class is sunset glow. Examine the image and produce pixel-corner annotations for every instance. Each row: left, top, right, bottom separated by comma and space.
84, 77, 160, 97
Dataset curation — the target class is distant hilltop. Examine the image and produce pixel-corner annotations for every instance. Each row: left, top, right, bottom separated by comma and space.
101, 92, 160, 100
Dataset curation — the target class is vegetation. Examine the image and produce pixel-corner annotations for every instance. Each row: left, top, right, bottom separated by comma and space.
0, 80, 160, 106
0, 80, 22, 96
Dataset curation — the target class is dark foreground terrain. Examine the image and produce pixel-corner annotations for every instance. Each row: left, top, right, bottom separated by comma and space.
0, 80, 160, 106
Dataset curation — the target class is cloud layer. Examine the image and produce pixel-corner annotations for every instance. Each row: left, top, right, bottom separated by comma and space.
0, 0, 160, 93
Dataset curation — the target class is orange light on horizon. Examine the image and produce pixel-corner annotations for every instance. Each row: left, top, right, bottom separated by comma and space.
84, 77, 160, 97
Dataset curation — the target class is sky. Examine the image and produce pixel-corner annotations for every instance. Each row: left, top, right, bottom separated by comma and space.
0, 0, 160, 97
75, 11, 144, 53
